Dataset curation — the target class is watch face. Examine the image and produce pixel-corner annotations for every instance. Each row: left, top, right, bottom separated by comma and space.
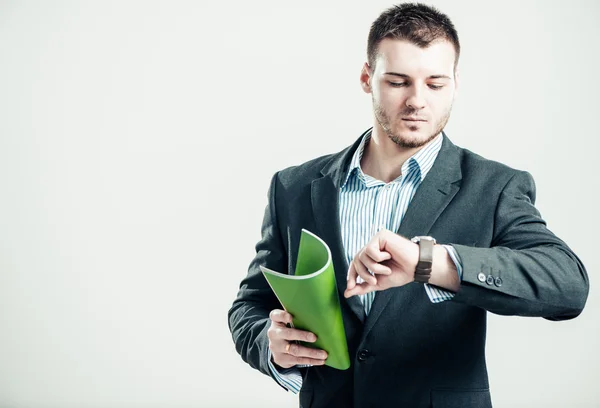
411, 236, 436, 244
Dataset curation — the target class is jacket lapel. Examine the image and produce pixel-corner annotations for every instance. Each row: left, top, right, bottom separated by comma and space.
311, 131, 367, 323
361, 133, 463, 339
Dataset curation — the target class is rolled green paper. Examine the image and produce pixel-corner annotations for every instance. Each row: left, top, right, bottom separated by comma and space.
260, 229, 350, 370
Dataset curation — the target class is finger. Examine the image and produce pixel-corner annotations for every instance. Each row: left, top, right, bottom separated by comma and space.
344, 281, 376, 298
286, 343, 328, 360
364, 242, 392, 263
269, 309, 293, 324
276, 353, 327, 367
269, 338, 295, 355
346, 261, 357, 290
353, 256, 377, 285
277, 327, 318, 343
359, 250, 392, 275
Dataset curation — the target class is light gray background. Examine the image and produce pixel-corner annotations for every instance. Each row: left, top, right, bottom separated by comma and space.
0, 1, 598, 407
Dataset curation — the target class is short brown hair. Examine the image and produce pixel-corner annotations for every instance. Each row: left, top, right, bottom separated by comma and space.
367, 3, 460, 72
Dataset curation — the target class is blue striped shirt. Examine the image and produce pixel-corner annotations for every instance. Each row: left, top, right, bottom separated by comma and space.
267, 130, 463, 393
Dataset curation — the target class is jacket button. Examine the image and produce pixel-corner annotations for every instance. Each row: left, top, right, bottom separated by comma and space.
486, 275, 494, 285
494, 277, 503, 287
357, 349, 370, 362
477, 273, 486, 282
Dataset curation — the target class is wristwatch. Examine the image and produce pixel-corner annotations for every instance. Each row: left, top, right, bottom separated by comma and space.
410, 236, 436, 283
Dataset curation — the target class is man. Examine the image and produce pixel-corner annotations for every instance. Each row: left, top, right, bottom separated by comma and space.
228, 3, 589, 407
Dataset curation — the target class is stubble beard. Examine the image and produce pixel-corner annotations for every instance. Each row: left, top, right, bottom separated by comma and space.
373, 99, 453, 149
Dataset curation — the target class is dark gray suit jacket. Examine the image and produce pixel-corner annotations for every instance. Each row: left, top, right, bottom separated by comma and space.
228, 130, 589, 408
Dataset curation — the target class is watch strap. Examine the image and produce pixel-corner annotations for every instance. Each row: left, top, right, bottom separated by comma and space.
414, 238, 434, 283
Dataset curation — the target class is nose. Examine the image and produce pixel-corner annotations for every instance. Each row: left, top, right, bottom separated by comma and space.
405, 86, 426, 110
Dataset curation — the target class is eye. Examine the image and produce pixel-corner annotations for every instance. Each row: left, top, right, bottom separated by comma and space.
388, 82, 407, 87
428, 84, 444, 90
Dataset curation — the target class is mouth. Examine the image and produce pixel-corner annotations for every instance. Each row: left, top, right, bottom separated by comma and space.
402, 118, 427, 122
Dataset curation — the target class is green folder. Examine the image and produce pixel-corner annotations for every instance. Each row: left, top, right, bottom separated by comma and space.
260, 229, 350, 370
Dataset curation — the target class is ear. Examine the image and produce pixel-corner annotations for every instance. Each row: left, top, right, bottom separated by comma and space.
453, 66, 460, 99
360, 62, 372, 94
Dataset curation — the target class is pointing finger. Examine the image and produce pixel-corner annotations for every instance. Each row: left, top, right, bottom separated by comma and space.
346, 261, 357, 290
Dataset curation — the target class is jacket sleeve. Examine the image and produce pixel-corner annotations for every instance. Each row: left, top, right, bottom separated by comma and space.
451, 170, 589, 320
227, 171, 299, 390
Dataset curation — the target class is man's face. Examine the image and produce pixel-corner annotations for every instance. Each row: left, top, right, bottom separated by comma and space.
362, 38, 458, 148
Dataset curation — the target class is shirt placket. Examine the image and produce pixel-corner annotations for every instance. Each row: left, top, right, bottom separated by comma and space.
361, 181, 397, 314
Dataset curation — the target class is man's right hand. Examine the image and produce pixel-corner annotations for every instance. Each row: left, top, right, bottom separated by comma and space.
267, 309, 328, 369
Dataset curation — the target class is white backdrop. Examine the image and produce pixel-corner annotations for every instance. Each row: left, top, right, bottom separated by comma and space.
0, 1, 598, 407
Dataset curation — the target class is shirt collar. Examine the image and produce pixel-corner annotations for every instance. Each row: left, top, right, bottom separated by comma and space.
341, 129, 444, 188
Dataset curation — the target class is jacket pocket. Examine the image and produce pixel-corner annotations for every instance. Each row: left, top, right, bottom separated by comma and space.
431, 388, 492, 408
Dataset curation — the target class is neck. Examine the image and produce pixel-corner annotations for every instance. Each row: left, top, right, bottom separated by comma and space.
360, 124, 438, 183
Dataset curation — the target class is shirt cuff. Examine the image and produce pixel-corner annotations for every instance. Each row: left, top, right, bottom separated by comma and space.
423, 244, 463, 303
267, 348, 303, 393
